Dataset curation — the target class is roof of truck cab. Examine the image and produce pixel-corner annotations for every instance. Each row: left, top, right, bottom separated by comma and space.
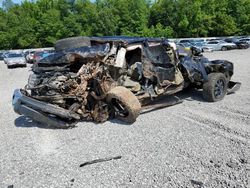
90, 36, 169, 45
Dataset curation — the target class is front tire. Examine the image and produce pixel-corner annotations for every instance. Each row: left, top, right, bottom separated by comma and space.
106, 86, 141, 123
221, 46, 227, 51
203, 73, 227, 102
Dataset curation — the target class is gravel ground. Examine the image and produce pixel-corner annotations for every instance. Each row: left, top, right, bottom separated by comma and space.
0, 49, 250, 188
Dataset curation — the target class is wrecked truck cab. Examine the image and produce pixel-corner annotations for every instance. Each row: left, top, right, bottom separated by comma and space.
12, 36, 241, 128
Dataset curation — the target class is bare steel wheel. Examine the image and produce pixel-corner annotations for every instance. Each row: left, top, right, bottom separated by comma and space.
106, 86, 141, 123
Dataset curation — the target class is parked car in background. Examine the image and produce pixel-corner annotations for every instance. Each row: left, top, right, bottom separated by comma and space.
176, 43, 192, 56
26, 51, 36, 63
224, 38, 249, 49
23, 50, 30, 60
239, 38, 250, 45
178, 39, 193, 44
192, 42, 213, 52
192, 39, 207, 43
33, 50, 54, 63
177, 42, 192, 49
177, 42, 213, 53
4, 53, 26, 68
204, 40, 237, 51
0, 51, 5, 60
207, 38, 220, 41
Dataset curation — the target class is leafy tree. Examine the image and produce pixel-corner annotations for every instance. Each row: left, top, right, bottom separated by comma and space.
37, 9, 65, 46
75, 0, 97, 36
2, 0, 14, 11
116, 0, 149, 36
227, 0, 250, 35
208, 0, 238, 36
0, 0, 249, 50
93, 4, 118, 36
142, 23, 174, 37
62, 14, 82, 37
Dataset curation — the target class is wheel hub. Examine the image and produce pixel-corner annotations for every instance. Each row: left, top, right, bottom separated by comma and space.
214, 79, 225, 98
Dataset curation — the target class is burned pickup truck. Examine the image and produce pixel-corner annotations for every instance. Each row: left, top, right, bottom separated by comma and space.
12, 36, 241, 128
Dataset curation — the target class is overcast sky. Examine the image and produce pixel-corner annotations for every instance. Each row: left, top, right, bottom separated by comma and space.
13, 0, 22, 3
2, 0, 24, 4
0, 0, 23, 6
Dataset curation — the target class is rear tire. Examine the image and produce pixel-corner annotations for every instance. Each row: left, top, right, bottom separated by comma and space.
55, 36, 91, 51
203, 73, 227, 102
106, 86, 141, 123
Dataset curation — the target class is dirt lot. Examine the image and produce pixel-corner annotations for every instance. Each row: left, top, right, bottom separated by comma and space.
0, 49, 250, 188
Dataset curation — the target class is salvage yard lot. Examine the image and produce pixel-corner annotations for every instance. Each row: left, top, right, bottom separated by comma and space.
0, 49, 250, 187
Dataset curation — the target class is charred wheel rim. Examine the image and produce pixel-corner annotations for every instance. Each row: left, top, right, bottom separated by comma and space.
111, 98, 129, 117
106, 86, 141, 123
214, 79, 225, 98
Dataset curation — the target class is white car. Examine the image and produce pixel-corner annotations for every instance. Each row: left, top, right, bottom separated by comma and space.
4, 53, 27, 68
204, 40, 237, 51
192, 42, 213, 52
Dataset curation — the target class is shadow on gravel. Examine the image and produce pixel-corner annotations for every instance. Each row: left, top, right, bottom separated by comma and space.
14, 116, 55, 129
176, 88, 207, 103
14, 115, 132, 129
109, 119, 132, 126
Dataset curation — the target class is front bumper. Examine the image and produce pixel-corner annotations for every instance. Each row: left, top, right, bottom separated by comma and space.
227, 81, 241, 94
12, 89, 78, 128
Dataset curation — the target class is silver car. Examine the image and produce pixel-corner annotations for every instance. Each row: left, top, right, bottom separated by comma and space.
4, 53, 27, 68
192, 42, 213, 52
204, 40, 237, 51
239, 38, 250, 45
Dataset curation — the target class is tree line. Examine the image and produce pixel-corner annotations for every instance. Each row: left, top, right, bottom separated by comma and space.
0, 0, 249, 49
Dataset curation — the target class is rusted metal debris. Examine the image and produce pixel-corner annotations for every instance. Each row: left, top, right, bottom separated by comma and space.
28, 61, 116, 123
